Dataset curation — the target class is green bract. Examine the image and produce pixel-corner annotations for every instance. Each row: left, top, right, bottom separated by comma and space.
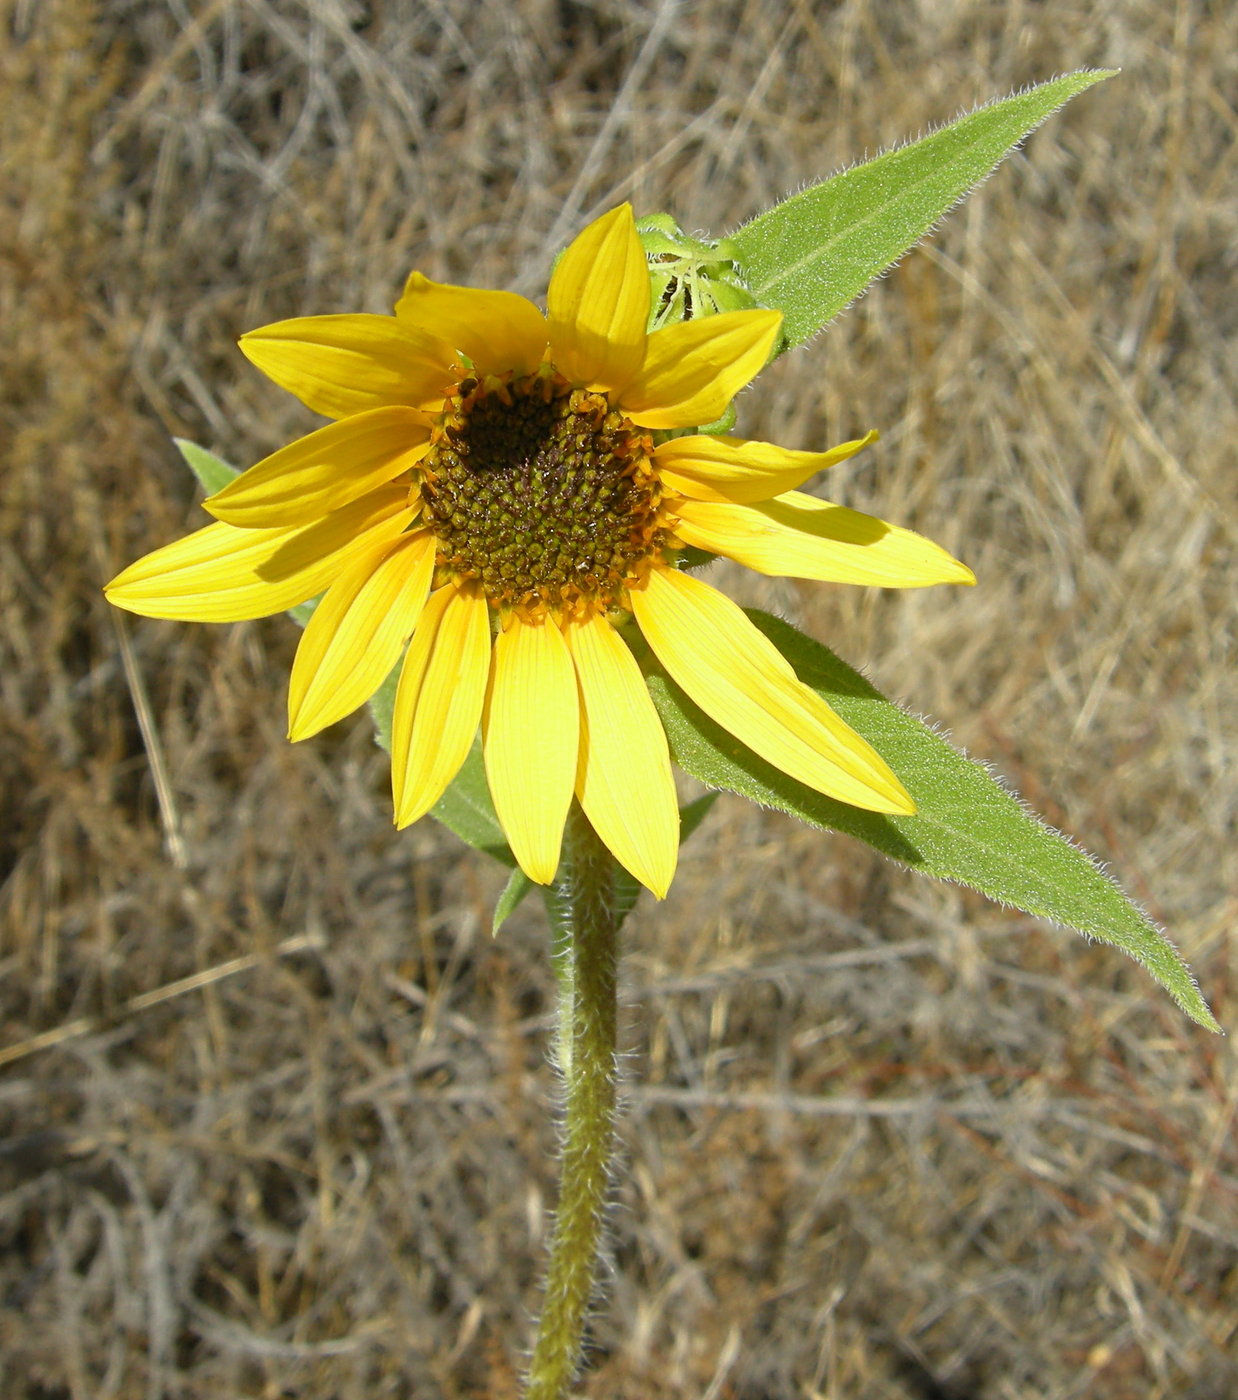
636, 213, 760, 331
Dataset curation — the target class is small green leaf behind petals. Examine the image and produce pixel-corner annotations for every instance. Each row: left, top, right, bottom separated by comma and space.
676, 790, 720, 845
425, 731, 520, 868
371, 675, 515, 862
367, 659, 401, 749
641, 612, 1218, 1033
175, 438, 241, 496
728, 70, 1117, 351
494, 867, 535, 934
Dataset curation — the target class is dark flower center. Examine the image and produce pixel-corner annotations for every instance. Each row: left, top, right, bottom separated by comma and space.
419, 371, 670, 619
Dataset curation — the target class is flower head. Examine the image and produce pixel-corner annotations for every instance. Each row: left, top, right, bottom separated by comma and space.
106, 205, 973, 897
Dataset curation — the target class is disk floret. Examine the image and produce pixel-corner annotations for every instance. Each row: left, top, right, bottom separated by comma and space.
420, 370, 672, 619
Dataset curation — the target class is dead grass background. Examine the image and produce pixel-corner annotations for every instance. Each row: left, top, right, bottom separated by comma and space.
2, 1, 1235, 1396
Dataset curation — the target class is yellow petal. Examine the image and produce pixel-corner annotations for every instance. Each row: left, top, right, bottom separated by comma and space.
617, 308, 781, 430
288, 529, 436, 740
392, 582, 492, 828
546, 204, 650, 392
564, 613, 678, 899
205, 407, 430, 528
629, 567, 914, 814
483, 615, 579, 884
395, 273, 548, 379
240, 314, 458, 420
103, 486, 416, 622
655, 430, 878, 504
676, 493, 976, 588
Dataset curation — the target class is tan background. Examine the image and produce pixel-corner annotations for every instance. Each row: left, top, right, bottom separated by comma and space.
2, 1, 1235, 1396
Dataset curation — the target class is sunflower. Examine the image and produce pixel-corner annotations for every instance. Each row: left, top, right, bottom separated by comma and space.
106, 205, 973, 897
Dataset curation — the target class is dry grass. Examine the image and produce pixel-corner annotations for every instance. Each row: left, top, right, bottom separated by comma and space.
2, 1, 1235, 1396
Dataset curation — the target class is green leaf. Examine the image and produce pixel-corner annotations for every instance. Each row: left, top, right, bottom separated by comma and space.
493, 866, 535, 934
174, 437, 241, 495
728, 70, 1116, 350
430, 734, 517, 867
677, 790, 719, 845
641, 611, 1218, 1032
287, 597, 320, 628
367, 660, 401, 752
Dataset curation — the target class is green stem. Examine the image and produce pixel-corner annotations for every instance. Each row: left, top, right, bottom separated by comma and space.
526, 804, 620, 1400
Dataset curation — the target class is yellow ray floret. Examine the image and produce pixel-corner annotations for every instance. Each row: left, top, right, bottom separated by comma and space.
288, 529, 436, 740
547, 204, 651, 393
565, 612, 679, 899
239, 314, 457, 420
654, 430, 879, 504
205, 407, 431, 528
676, 492, 977, 588
618, 310, 782, 429
630, 567, 915, 815
483, 616, 581, 885
395, 275, 548, 379
104, 486, 416, 623
392, 582, 492, 829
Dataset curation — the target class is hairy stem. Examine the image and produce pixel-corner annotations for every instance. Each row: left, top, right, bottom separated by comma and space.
525, 804, 620, 1400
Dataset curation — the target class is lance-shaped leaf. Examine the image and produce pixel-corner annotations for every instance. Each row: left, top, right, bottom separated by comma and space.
641, 610, 1218, 1032
728, 70, 1116, 350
